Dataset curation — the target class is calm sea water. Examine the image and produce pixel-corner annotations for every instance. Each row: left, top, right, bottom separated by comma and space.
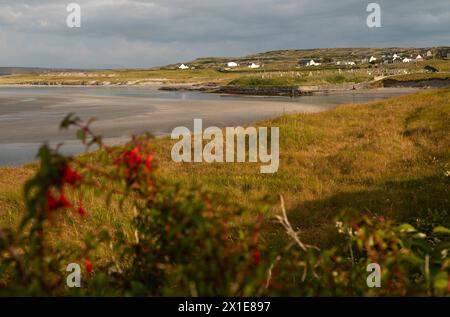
0, 86, 416, 165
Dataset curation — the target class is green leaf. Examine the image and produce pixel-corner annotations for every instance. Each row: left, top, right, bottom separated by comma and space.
60, 113, 79, 130
77, 129, 87, 143
433, 272, 449, 294
413, 232, 427, 239
398, 223, 417, 233
433, 226, 450, 235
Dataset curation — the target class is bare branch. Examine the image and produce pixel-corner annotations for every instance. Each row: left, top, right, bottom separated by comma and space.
275, 195, 319, 252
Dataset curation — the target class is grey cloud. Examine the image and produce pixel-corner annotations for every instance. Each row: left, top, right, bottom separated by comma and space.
0, 0, 449, 68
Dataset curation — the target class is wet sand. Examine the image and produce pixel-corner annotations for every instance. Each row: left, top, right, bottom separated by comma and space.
0, 86, 417, 165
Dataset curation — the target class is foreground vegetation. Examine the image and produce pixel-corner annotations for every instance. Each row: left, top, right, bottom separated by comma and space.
0, 89, 449, 296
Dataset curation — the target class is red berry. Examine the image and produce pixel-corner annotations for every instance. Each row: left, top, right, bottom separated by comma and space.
62, 165, 82, 186
58, 191, 71, 208
145, 154, 154, 171
46, 191, 59, 211
86, 260, 93, 273
123, 147, 143, 169
253, 249, 261, 266
77, 203, 87, 216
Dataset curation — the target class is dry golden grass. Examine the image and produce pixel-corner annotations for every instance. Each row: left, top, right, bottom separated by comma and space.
0, 69, 240, 86
145, 89, 450, 247
0, 88, 449, 251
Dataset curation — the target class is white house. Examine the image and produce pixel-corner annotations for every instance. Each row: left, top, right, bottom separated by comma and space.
248, 63, 261, 69
402, 58, 412, 63
393, 53, 401, 61
337, 61, 355, 66
307, 59, 321, 66
369, 56, 377, 63
178, 64, 190, 70
227, 62, 238, 67
415, 55, 424, 62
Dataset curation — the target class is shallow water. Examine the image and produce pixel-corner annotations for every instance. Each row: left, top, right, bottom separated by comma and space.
0, 86, 416, 165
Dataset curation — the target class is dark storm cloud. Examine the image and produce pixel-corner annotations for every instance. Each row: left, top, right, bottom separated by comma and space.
0, 0, 449, 68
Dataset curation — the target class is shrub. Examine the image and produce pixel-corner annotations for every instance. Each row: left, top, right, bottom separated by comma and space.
0, 115, 448, 296
268, 206, 450, 296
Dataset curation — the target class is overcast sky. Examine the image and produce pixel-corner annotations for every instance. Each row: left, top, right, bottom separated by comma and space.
0, 0, 449, 68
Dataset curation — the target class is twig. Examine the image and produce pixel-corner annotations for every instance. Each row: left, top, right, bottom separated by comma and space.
266, 196, 320, 288
275, 195, 319, 252
265, 255, 281, 289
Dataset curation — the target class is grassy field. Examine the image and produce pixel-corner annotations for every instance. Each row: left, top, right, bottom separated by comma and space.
0, 68, 240, 86
0, 68, 374, 87
0, 65, 439, 88
228, 71, 371, 87
0, 88, 449, 254
386, 72, 450, 82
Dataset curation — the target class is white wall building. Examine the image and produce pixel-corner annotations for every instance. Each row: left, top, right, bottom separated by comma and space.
336, 61, 355, 66
178, 64, 190, 70
227, 62, 238, 67
248, 63, 261, 69
307, 59, 321, 66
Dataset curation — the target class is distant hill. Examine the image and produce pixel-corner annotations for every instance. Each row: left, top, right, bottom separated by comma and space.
0, 67, 96, 76
160, 47, 450, 70
2, 46, 449, 76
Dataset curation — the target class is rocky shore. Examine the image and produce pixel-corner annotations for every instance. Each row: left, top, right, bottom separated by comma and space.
211, 85, 303, 97
382, 78, 450, 88
159, 82, 367, 97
